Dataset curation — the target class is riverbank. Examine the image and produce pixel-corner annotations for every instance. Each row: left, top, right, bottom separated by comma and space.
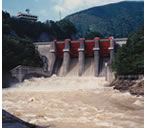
109, 78, 144, 96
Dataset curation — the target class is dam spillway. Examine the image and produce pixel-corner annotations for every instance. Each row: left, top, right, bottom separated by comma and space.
36, 37, 115, 78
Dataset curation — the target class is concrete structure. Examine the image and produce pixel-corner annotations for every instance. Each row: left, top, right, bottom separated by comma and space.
48, 40, 56, 75
78, 38, 85, 76
93, 37, 100, 76
34, 38, 128, 80
10, 65, 50, 82
62, 39, 71, 76
34, 38, 127, 46
114, 38, 128, 46
109, 37, 115, 64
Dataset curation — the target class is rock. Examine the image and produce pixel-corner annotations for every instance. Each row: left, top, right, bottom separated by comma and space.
109, 78, 144, 96
28, 97, 35, 102
129, 80, 144, 96
113, 80, 135, 91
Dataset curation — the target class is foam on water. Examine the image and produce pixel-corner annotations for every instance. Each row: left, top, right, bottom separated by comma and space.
3, 75, 144, 128
4, 76, 108, 92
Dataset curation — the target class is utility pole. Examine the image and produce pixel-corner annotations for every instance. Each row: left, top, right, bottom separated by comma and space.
59, 10, 62, 20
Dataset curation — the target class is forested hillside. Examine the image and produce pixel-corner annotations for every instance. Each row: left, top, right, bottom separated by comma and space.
3, 11, 77, 41
66, 1, 144, 38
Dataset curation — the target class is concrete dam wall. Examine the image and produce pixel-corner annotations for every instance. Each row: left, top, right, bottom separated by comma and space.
34, 37, 127, 78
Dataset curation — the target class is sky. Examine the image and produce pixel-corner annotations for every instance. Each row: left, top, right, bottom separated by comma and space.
2, 0, 143, 22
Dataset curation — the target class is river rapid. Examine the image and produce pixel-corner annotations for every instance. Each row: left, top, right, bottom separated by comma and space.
2, 76, 144, 128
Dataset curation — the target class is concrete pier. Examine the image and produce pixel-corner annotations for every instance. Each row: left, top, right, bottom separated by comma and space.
106, 37, 115, 82
49, 40, 56, 75
62, 39, 71, 76
109, 37, 115, 64
94, 37, 100, 77
78, 38, 85, 76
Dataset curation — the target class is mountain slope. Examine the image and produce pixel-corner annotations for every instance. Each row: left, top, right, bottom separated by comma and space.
66, 1, 144, 38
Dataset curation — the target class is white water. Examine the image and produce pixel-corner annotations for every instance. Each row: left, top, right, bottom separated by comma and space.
5, 76, 107, 92
3, 76, 144, 128
83, 57, 94, 76
58, 57, 95, 77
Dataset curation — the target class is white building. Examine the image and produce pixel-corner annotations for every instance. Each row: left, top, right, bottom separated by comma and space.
17, 12, 38, 22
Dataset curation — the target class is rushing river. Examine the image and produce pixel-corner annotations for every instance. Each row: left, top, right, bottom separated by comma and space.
3, 76, 144, 128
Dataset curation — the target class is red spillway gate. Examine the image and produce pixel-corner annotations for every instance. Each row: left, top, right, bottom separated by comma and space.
52, 37, 113, 58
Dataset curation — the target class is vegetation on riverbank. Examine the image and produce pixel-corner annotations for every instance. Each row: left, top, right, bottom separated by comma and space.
3, 35, 43, 72
112, 26, 144, 75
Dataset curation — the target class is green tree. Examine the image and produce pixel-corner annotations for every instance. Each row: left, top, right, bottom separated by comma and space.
85, 32, 103, 39
56, 19, 77, 40
3, 35, 43, 72
112, 26, 144, 75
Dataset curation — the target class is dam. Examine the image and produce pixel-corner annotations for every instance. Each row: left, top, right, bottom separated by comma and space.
36, 37, 116, 76
10, 37, 127, 82
35, 37, 127, 77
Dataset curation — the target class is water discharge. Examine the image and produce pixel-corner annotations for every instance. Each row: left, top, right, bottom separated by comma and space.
61, 58, 79, 76
56, 57, 108, 77
3, 75, 144, 128
58, 57, 95, 77
83, 57, 94, 76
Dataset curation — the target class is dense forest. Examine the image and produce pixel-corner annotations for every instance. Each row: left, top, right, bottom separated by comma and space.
66, 1, 144, 38
112, 26, 144, 75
